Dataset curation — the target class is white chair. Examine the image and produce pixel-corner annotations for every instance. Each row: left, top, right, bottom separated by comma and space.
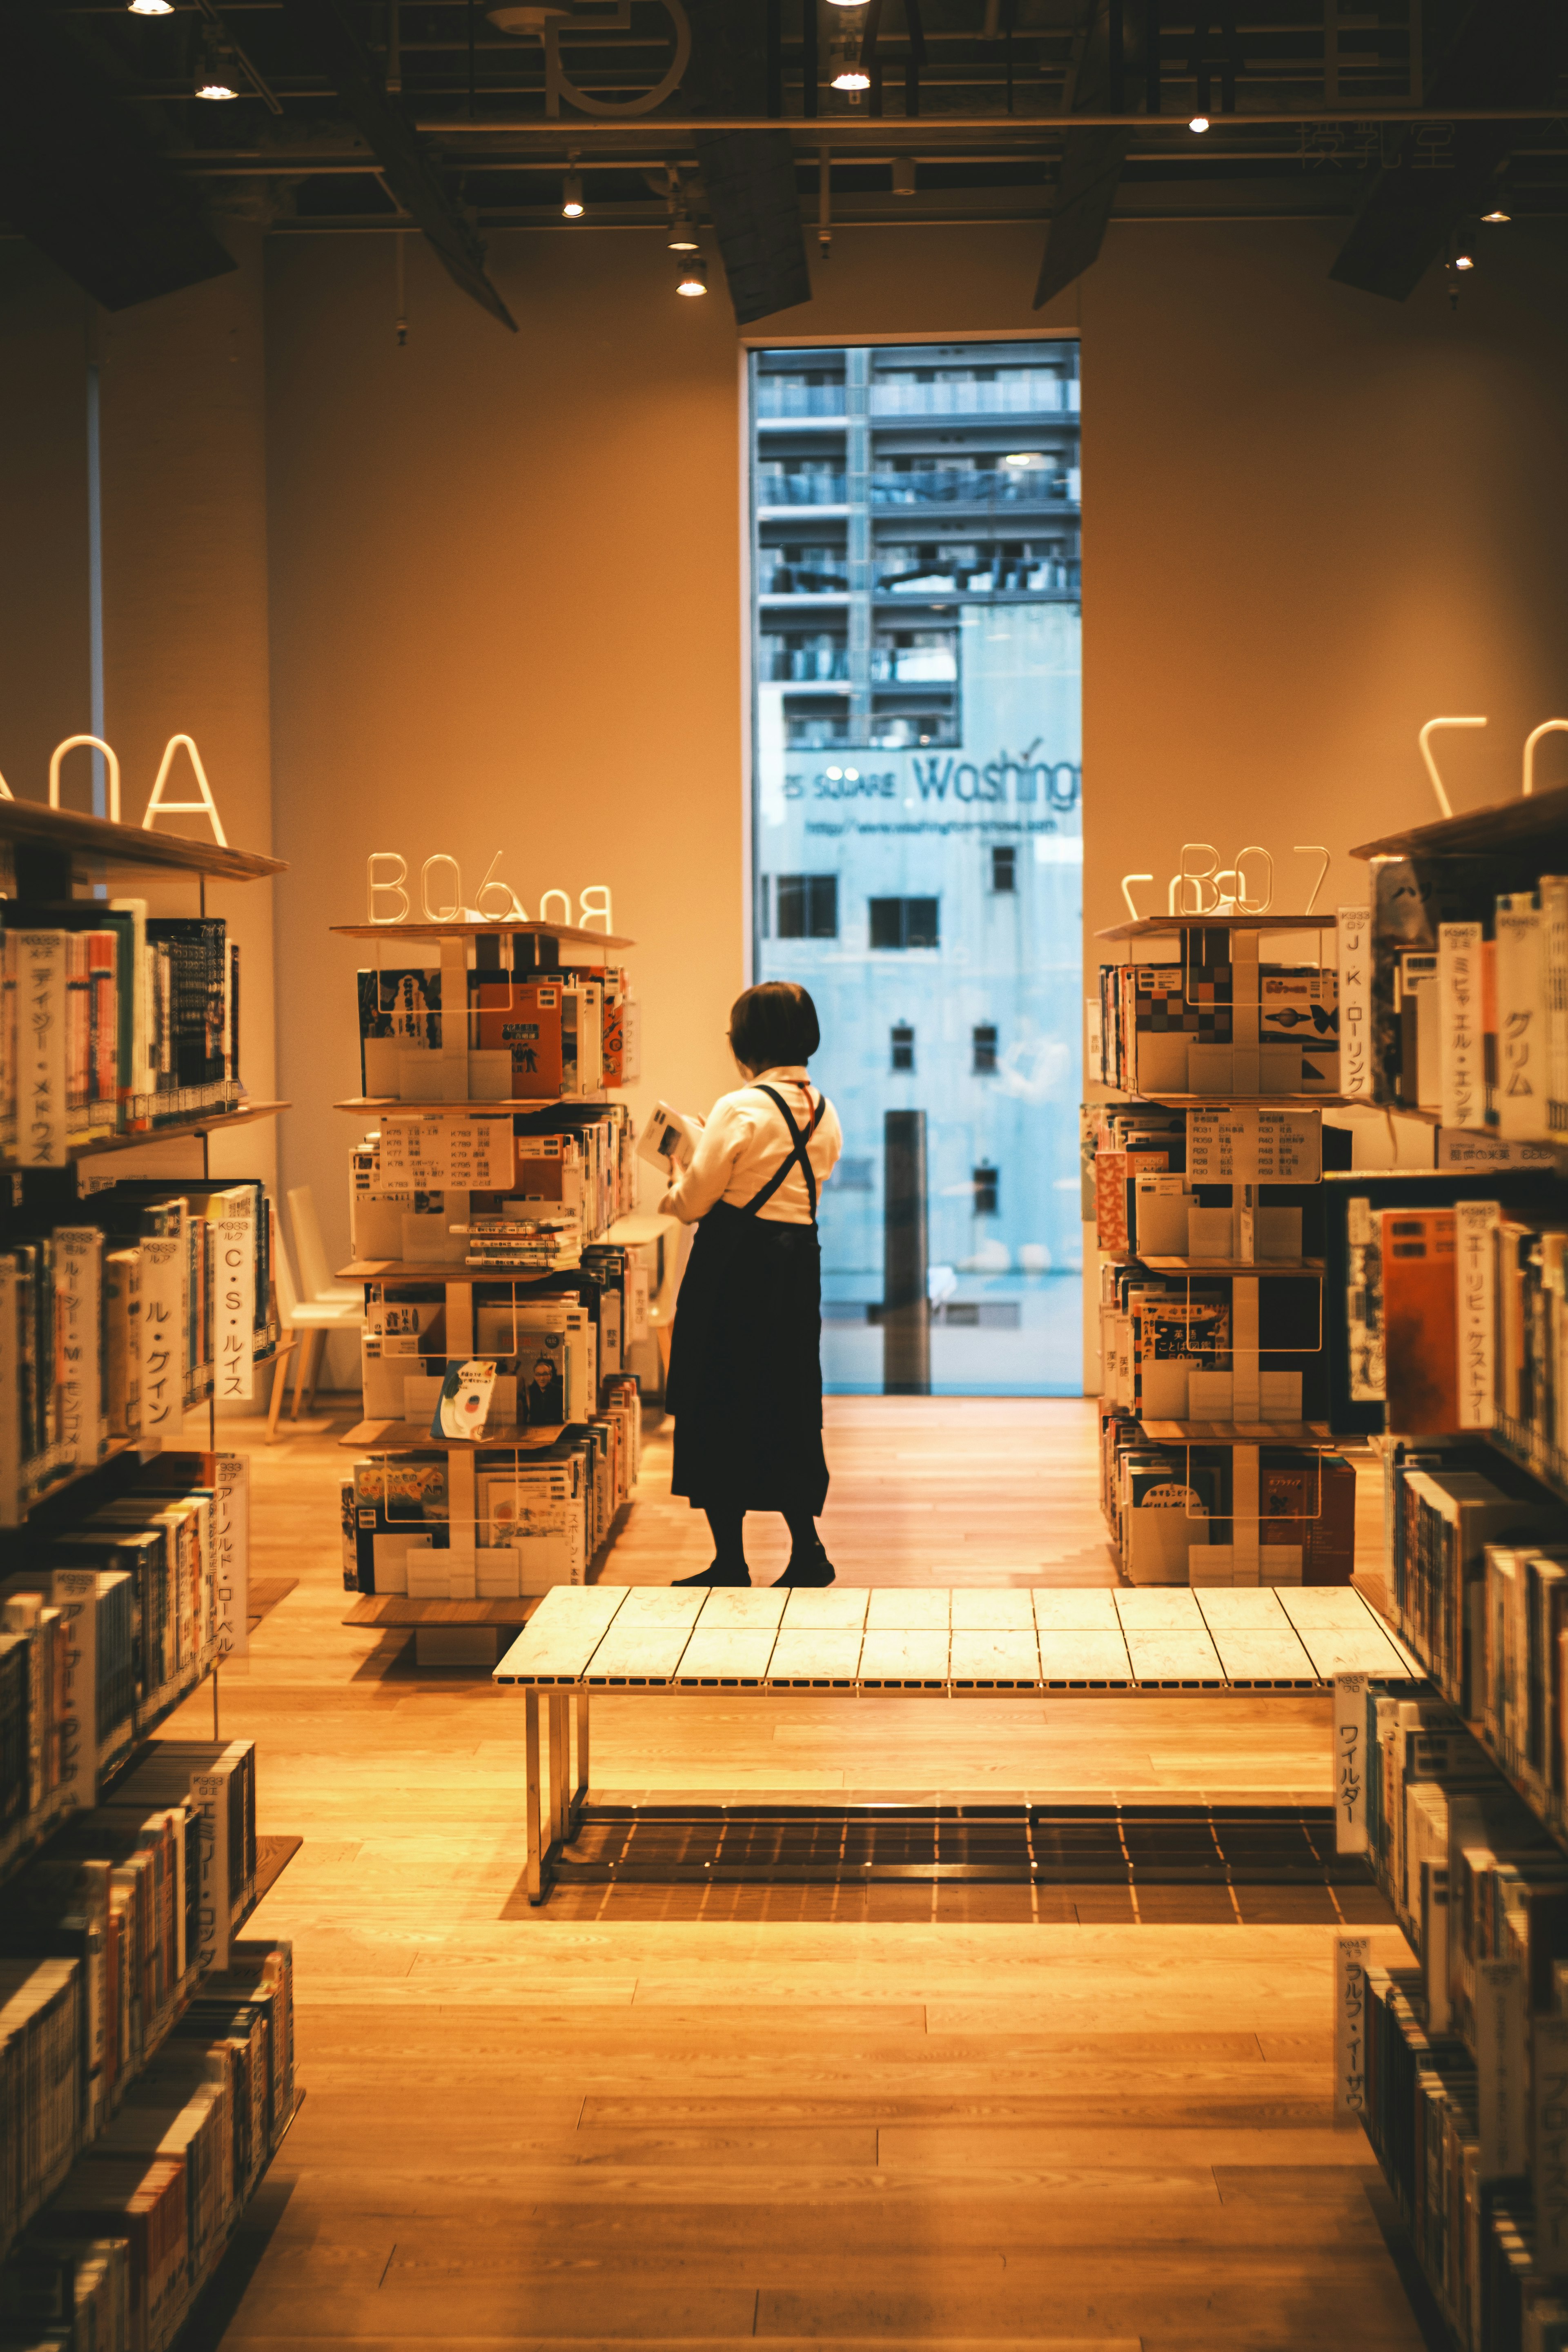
267, 1209, 364, 1437
287, 1185, 363, 1307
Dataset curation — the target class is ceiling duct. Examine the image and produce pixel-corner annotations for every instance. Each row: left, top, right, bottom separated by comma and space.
1034, 0, 1146, 310
0, 3, 237, 308
279, 0, 517, 330
1330, 0, 1568, 300
679, 0, 811, 325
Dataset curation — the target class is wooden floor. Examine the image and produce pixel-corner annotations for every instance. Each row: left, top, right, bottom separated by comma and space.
178, 1396, 1423, 2351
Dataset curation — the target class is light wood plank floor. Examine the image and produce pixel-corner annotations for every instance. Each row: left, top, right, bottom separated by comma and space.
178, 1396, 1422, 2351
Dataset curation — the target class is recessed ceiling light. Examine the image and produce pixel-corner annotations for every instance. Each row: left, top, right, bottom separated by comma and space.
676, 256, 708, 296
1483, 207, 1511, 223
1189, 113, 1210, 132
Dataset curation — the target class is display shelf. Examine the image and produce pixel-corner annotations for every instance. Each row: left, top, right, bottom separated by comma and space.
337, 1259, 583, 1285
1095, 913, 1338, 943
1351, 778, 1568, 864
341, 1418, 568, 1451
1138, 1418, 1332, 1444
0, 796, 285, 885
0, 1434, 140, 1537
333, 918, 634, 947
334, 1094, 608, 1115
1136, 1255, 1325, 1274
1480, 1421, 1568, 1515
0, 1099, 290, 1169
1098, 1089, 1350, 1109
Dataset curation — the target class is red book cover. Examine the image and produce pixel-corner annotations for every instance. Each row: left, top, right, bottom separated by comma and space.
1380, 1208, 1460, 1432
473, 980, 564, 1098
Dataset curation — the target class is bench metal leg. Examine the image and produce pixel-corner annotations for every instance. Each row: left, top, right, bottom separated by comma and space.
548, 1691, 570, 1851
573, 1688, 590, 1829
525, 1689, 546, 1905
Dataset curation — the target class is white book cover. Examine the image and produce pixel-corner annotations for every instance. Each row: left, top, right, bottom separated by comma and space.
1438, 922, 1486, 1131
1495, 893, 1546, 1140
1336, 908, 1374, 1098
1454, 1201, 1499, 1430
1541, 875, 1568, 1135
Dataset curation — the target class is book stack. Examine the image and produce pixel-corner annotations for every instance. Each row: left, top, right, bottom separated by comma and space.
348, 1107, 636, 1267
357, 959, 639, 1105
1093, 929, 1340, 1098
0, 2232, 131, 2349
0, 905, 245, 1167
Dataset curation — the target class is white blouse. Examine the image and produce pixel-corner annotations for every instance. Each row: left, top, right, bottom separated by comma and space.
660, 1066, 844, 1227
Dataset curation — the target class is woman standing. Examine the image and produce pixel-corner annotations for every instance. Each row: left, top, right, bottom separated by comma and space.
659, 981, 843, 1589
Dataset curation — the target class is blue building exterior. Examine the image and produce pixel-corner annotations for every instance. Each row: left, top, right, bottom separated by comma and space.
749, 340, 1083, 1394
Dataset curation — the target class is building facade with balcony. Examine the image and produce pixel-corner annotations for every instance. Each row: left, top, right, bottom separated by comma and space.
750, 340, 1083, 1396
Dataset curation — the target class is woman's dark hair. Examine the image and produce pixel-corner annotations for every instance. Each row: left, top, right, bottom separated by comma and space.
728, 981, 820, 1070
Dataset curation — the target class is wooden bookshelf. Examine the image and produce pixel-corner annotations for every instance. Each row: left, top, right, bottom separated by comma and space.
333, 918, 634, 947
0, 795, 285, 884
334, 1095, 607, 1115
1136, 1255, 1325, 1274
1138, 1418, 1332, 1444
1351, 777, 1568, 862
1095, 913, 1338, 942
0, 1099, 290, 1170
341, 1417, 567, 1451
337, 1259, 578, 1285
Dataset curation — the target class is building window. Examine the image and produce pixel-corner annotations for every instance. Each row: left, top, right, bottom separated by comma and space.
973, 1024, 998, 1075
891, 1023, 915, 1073
776, 875, 839, 940
990, 846, 1016, 893
869, 896, 940, 951
973, 1163, 999, 1215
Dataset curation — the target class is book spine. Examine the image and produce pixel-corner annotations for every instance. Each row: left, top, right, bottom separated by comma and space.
1337, 906, 1374, 1100
1496, 893, 1547, 1140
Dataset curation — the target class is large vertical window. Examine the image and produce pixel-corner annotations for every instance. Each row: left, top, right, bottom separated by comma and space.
749, 340, 1082, 1396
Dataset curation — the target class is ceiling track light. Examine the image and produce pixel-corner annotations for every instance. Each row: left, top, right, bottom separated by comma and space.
831, 33, 870, 91
676, 254, 707, 297
127, 0, 174, 14
1188, 113, 1210, 132
1482, 207, 1511, 223
195, 25, 241, 98
561, 155, 584, 218
667, 209, 699, 251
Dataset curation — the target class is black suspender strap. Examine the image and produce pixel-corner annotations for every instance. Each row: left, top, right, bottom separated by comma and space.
742, 1083, 824, 1219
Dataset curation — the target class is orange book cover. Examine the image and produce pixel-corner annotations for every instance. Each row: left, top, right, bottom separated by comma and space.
1380, 1207, 1459, 1432
473, 980, 564, 1098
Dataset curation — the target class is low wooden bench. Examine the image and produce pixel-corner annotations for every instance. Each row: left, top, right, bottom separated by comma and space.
493, 1582, 1416, 1902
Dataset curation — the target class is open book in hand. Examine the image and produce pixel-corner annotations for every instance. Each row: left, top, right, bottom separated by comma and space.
637, 1100, 704, 1172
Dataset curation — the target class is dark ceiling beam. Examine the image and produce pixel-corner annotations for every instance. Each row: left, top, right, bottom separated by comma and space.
1033, 0, 1141, 309
679, 0, 812, 326
277, 0, 515, 330
0, 3, 237, 309
1330, 0, 1568, 299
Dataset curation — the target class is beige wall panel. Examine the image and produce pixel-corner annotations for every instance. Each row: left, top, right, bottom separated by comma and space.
98, 220, 277, 1195
0, 248, 91, 798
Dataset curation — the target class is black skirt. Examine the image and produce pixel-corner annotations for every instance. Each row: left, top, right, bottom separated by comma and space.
666, 1202, 829, 1515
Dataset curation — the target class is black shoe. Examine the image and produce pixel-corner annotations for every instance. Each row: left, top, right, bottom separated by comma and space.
773, 1545, 836, 1589
674, 1561, 751, 1588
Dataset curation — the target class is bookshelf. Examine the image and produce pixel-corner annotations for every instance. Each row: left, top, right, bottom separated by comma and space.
0, 800, 300, 2314
338, 916, 647, 1665
1091, 911, 1352, 1590
1320, 799, 1568, 2349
